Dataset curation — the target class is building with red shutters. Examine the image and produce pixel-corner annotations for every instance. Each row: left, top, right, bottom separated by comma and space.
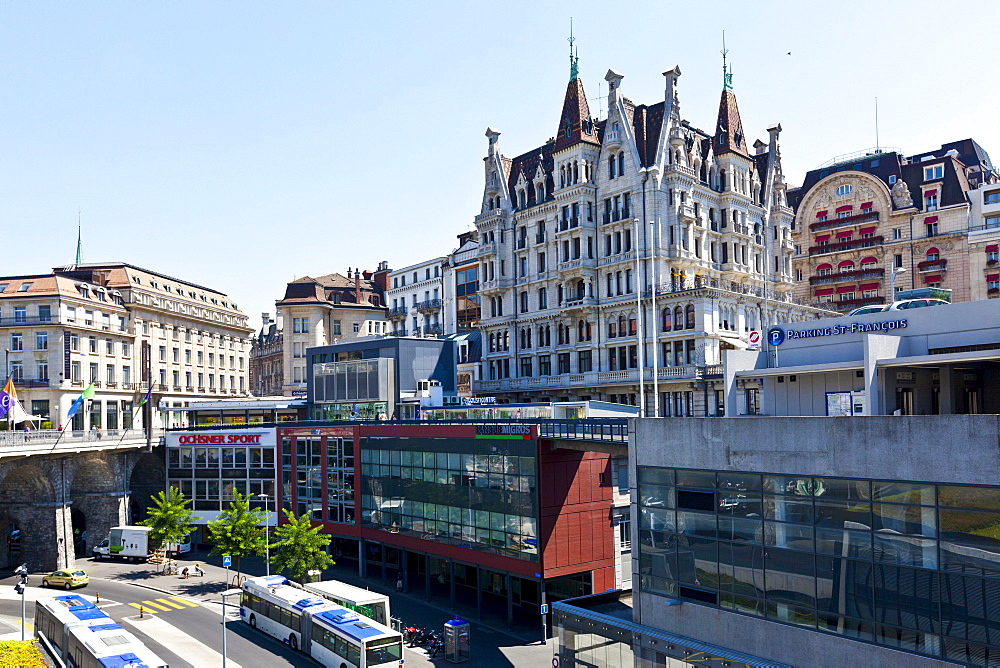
789, 140, 998, 311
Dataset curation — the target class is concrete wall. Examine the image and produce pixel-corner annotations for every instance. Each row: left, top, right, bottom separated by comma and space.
628, 415, 998, 667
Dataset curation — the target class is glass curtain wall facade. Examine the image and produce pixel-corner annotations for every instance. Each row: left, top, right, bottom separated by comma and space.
167, 444, 275, 511
638, 467, 1000, 666
360, 436, 538, 561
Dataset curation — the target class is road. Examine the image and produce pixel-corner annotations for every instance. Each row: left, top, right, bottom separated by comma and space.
0, 556, 555, 667
0, 572, 312, 667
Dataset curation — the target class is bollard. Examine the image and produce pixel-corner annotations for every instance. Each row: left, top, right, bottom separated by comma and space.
139, 605, 144, 619
96, 592, 100, 604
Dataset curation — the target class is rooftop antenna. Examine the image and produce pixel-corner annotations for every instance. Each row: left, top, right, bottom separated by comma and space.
590, 81, 605, 118
75, 211, 83, 265
721, 30, 733, 90
875, 96, 880, 152
568, 17, 578, 81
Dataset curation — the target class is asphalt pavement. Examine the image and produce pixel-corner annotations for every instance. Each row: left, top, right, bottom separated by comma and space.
0, 553, 555, 667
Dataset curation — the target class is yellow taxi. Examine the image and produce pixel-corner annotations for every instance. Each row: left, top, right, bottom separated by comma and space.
42, 569, 89, 590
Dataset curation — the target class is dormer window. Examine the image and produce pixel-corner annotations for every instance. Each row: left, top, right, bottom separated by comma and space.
924, 164, 944, 181
17, 282, 32, 292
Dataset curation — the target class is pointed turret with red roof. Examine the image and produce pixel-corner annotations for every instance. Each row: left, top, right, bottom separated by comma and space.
554, 48, 599, 152
713, 62, 749, 158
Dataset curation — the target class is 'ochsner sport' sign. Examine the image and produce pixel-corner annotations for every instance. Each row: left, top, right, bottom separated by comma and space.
768, 319, 908, 346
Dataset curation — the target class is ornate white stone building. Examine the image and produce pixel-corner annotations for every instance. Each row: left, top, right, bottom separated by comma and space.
473, 57, 833, 416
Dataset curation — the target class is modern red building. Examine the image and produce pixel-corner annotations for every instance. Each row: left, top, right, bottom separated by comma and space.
277, 421, 625, 627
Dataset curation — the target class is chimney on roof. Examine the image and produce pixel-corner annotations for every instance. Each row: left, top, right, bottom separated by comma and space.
362, 269, 373, 281
261, 312, 271, 329
373, 262, 390, 294
354, 269, 362, 304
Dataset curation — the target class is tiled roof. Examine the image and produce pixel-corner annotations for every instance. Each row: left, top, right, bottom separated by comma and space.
714, 90, 749, 158
554, 78, 600, 152
506, 143, 554, 207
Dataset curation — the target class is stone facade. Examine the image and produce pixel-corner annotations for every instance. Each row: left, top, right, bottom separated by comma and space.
0, 449, 148, 571
0, 263, 252, 431
790, 140, 997, 311
473, 61, 833, 415
276, 264, 390, 396
249, 312, 283, 396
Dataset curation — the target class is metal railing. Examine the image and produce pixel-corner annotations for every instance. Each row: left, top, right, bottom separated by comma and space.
0, 428, 165, 448
538, 419, 628, 443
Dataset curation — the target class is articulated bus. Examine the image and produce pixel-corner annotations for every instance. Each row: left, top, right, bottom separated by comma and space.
240, 575, 403, 668
35, 594, 168, 668
302, 579, 391, 626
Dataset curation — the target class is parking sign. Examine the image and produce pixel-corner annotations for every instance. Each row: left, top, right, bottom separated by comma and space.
222, 555, 232, 568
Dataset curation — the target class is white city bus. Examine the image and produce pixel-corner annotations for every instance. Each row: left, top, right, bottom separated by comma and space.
34, 594, 168, 668
302, 579, 391, 626
240, 575, 403, 668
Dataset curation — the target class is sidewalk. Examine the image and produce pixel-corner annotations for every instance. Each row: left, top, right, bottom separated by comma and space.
83, 552, 554, 667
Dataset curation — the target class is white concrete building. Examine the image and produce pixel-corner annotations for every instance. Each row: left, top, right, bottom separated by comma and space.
473, 57, 833, 415
0, 262, 252, 430
387, 258, 445, 337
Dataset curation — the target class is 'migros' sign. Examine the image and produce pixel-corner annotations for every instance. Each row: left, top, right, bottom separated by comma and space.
475, 424, 532, 439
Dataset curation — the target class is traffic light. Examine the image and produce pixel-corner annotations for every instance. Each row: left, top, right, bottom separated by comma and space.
13, 563, 27, 595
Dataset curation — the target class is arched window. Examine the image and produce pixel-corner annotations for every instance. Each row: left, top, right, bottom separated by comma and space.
578, 320, 585, 340
816, 263, 833, 276
628, 315, 637, 335
926, 247, 940, 261
838, 260, 855, 273
538, 325, 545, 346
609, 156, 617, 179
618, 153, 625, 176
586, 321, 592, 340
608, 320, 617, 338
685, 304, 695, 329
503, 331, 509, 350
674, 306, 684, 330
618, 315, 626, 336
859, 256, 878, 269
662, 308, 672, 332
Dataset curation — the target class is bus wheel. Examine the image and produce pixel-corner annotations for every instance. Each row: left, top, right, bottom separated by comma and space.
249, 614, 256, 629
288, 634, 298, 651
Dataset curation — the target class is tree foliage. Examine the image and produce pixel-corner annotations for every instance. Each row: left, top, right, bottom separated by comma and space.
140, 486, 198, 549
269, 509, 334, 581
207, 490, 267, 576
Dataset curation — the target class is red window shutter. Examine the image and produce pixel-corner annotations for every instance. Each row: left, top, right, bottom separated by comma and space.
836, 285, 857, 294
815, 210, 828, 217
924, 216, 938, 224
835, 205, 853, 213
923, 274, 942, 283
859, 282, 880, 290
987, 274, 1000, 281
859, 226, 877, 234
986, 245, 999, 252
836, 231, 854, 239
814, 288, 835, 296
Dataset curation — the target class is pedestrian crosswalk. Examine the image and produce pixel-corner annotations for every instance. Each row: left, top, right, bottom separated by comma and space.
126, 596, 201, 614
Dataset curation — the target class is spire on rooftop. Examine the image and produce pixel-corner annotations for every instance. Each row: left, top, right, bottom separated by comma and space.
75, 211, 83, 265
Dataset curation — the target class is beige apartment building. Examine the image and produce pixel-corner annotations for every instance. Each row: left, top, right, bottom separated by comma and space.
275, 264, 390, 396
0, 262, 252, 430
790, 140, 996, 310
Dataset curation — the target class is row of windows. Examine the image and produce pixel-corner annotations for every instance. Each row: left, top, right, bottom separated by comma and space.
168, 447, 275, 468
638, 467, 1000, 665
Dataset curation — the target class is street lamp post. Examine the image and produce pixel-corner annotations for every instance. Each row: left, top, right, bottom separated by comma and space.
259, 493, 270, 577
220, 588, 242, 668
890, 266, 907, 301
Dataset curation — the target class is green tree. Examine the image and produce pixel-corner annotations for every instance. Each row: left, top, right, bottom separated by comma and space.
269, 509, 334, 582
207, 490, 267, 578
140, 486, 198, 550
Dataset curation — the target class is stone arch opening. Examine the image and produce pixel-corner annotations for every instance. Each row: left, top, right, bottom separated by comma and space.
0, 464, 63, 570
128, 452, 165, 525
70, 458, 122, 556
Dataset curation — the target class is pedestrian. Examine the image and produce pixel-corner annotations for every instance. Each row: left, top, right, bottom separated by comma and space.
396, 575, 403, 593
181, 566, 190, 579
437, 572, 445, 586
95, 425, 103, 440
22, 424, 29, 433
194, 563, 205, 577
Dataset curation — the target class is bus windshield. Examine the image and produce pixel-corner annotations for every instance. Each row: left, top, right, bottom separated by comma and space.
366, 638, 402, 665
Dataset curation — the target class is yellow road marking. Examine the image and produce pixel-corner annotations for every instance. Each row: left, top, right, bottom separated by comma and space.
155, 598, 186, 610
169, 596, 200, 607
16, 620, 34, 631
141, 600, 172, 612
127, 603, 158, 613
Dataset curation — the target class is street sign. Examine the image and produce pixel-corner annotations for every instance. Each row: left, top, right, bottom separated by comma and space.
222, 555, 231, 568
748, 330, 761, 346
540, 603, 549, 615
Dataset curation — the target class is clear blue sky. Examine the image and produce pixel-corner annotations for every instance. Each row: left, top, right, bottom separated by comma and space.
3, 1, 997, 328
